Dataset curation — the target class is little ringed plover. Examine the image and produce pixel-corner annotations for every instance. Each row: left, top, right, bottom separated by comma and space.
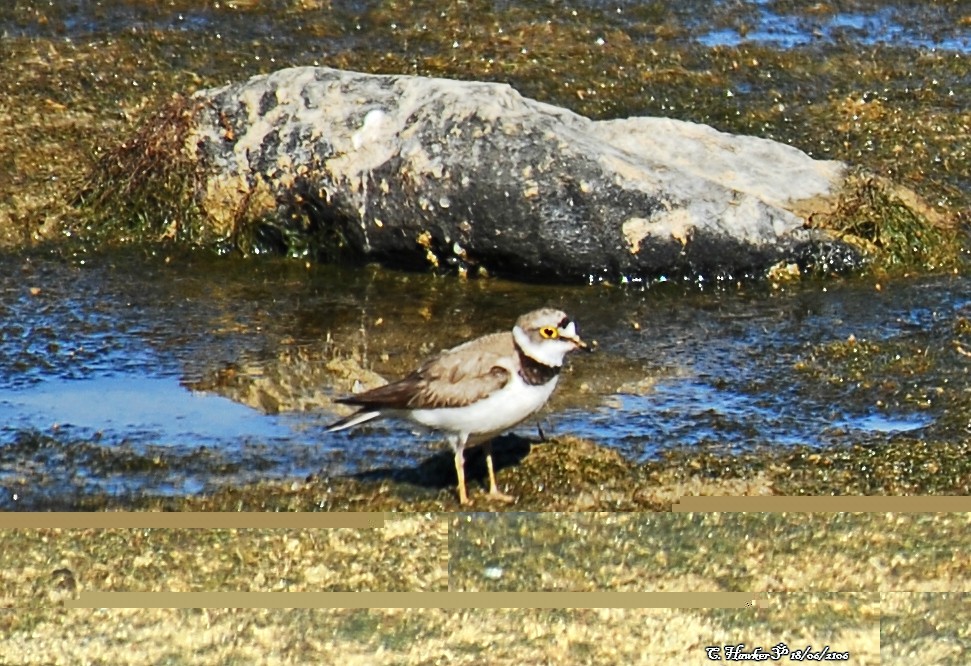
326, 308, 589, 505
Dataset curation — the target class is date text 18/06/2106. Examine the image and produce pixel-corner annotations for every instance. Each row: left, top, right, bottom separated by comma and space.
705, 644, 850, 661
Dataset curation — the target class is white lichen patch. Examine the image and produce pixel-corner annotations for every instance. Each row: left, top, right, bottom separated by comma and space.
621, 216, 652, 254
622, 209, 696, 253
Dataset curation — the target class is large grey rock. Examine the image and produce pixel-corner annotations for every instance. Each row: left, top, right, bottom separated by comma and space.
186, 66, 854, 283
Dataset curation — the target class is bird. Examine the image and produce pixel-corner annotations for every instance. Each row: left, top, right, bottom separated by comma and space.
326, 308, 589, 505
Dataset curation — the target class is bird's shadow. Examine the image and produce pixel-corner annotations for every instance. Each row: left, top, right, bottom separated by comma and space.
349, 433, 533, 493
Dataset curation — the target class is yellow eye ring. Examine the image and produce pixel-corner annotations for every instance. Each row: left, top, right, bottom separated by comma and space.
540, 327, 558, 339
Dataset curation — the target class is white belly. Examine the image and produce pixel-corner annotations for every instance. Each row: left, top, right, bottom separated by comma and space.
407, 375, 558, 440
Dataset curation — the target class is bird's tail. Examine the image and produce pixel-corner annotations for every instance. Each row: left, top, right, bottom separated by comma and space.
326, 410, 382, 433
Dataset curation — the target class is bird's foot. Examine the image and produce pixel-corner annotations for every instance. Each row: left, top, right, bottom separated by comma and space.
484, 488, 516, 503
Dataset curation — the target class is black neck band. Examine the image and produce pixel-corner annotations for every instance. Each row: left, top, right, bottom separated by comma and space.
516, 346, 561, 386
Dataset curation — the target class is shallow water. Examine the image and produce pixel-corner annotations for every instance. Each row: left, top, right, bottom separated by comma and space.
4, 1, 968, 52
694, 1, 971, 50
1, 248, 964, 507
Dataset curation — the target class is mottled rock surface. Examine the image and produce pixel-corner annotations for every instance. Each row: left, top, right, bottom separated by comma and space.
187, 66, 854, 282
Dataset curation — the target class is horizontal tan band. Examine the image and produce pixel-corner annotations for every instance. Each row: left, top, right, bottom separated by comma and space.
0, 512, 386, 529
67, 591, 758, 609
672, 496, 971, 512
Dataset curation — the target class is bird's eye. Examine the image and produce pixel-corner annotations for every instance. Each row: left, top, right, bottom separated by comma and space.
540, 327, 558, 339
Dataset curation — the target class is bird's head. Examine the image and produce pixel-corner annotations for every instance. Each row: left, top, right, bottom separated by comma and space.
512, 308, 589, 367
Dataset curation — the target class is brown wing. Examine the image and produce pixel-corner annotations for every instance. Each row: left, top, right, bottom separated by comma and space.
337, 332, 515, 410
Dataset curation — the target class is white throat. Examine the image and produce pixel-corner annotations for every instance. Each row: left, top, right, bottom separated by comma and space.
512, 325, 567, 368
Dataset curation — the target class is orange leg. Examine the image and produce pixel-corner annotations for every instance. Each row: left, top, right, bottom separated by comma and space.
483, 440, 514, 503
454, 448, 471, 506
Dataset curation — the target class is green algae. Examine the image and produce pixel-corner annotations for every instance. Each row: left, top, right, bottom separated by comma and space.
73, 95, 209, 248
814, 172, 961, 273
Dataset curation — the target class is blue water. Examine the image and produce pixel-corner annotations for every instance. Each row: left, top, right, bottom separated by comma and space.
0, 375, 288, 444
693, 2, 971, 51
3, 1, 968, 53
698, 9, 971, 51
